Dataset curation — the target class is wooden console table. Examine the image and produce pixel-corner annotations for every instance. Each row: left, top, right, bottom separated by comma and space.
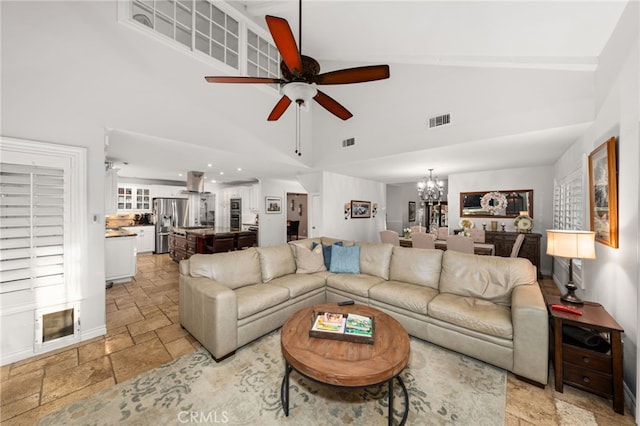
546, 295, 624, 414
484, 231, 542, 278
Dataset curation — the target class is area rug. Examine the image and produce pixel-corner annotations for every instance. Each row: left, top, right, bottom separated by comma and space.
40, 330, 506, 425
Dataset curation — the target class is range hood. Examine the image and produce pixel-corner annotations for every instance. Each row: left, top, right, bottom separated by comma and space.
184, 171, 207, 193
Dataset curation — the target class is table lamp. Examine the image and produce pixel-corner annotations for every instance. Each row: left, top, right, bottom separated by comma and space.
546, 230, 596, 305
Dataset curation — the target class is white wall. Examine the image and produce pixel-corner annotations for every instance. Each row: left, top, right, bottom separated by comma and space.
448, 166, 554, 275
319, 172, 386, 242
259, 179, 307, 247
553, 0, 639, 402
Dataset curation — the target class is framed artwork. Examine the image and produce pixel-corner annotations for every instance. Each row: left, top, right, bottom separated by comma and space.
265, 196, 282, 214
351, 200, 371, 219
588, 136, 618, 248
408, 201, 416, 222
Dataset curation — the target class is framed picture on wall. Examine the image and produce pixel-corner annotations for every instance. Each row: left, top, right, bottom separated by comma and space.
351, 200, 371, 218
408, 201, 416, 222
265, 196, 282, 214
588, 136, 618, 248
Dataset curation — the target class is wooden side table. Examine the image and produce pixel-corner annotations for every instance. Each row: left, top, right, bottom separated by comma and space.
546, 295, 624, 414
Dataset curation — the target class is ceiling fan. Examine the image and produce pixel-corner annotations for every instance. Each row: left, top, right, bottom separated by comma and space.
204, 0, 390, 121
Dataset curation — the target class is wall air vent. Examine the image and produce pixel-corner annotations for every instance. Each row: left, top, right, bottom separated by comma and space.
342, 138, 355, 148
428, 113, 451, 129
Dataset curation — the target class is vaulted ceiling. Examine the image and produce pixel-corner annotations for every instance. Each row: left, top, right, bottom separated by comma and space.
8, 0, 626, 185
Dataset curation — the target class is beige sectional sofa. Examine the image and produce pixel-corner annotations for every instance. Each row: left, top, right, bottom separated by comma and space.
179, 236, 548, 386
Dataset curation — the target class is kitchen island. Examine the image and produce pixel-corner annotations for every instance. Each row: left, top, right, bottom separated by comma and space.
105, 228, 137, 287
169, 227, 256, 262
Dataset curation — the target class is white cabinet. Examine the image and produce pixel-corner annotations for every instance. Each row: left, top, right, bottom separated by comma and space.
117, 185, 151, 212
105, 235, 137, 283
122, 226, 155, 253
105, 169, 118, 215
150, 185, 188, 199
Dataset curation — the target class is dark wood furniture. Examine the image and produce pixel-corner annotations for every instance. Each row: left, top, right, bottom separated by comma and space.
484, 231, 542, 278
287, 220, 300, 241
399, 237, 495, 256
545, 294, 624, 414
426, 201, 448, 228
280, 303, 410, 425
169, 228, 257, 262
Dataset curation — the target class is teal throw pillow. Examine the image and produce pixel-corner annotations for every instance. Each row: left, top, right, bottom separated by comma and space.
312, 241, 343, 270
330, 244, 360, 274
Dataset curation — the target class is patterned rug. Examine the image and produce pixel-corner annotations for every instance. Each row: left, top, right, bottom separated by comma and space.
40, 330, 506, 425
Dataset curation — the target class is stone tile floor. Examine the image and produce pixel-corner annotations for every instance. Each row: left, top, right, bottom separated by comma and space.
0, 253, 635, 425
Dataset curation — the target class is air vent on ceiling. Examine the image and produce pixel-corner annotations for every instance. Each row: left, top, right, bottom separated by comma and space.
428, 113, 451, 129
342, 137, 355, 148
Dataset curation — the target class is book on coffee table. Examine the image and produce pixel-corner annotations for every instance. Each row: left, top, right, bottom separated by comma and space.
309, 311, 374, 344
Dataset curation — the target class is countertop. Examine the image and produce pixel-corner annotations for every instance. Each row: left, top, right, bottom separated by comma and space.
105, 228, 137, 238
172, 227, 253, 236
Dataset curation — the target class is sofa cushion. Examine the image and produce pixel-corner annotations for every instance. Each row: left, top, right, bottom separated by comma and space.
358, 242, 393, 280
389, 246, 442, 289
292, 244, 327, 274
439, 250, 537, 306
257, 244, 297, 283
326, 273, 385, 297
330, 244, 360, 273
235, 283, 290, 320
268, 273, 326, 298
188, 250, 262, 290
312, 241, 343, 270
368, 281, 439, 315
428, 293, 513, 339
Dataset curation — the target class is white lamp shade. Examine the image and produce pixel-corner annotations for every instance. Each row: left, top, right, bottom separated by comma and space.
546, 230, 596, 259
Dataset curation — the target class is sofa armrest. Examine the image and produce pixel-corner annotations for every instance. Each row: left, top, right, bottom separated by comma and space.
179, 275, 238, 360
511, 283, 549, 385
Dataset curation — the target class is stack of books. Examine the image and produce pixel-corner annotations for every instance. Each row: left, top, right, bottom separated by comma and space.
310, 311, 374, 344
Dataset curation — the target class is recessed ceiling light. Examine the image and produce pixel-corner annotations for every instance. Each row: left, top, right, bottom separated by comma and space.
219, 171, 224, 175
207, 164, 213, 167
210, 179, 216, 183
237, 167, 242, 172
178, 173, 183, 177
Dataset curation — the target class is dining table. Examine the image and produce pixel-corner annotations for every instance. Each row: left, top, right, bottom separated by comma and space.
399, 237, 495, 256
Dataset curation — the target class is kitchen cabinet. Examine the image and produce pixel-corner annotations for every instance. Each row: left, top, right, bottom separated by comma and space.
123, 226, 155, 253
117, 185, 151, 212
105, 234, 137, 284
105, 169, 118, 215
150, 184, 188, 199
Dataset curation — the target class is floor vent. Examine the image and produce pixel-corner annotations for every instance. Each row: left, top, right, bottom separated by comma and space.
342, 138, 355, 148
428, 113, 451, 128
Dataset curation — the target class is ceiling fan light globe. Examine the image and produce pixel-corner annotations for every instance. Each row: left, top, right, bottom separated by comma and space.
283, 82, 317, 110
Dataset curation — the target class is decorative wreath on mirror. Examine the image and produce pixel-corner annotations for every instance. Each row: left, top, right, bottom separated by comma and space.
480, 191, 508, 215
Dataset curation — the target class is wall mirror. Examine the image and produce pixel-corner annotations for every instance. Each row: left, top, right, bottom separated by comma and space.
460, 189, 533, 218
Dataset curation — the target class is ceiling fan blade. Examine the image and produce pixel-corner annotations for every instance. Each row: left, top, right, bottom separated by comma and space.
205, 76, 284, 84
267, 95, 292, 121
313, 65, 390, 85
313, 90, 353, 120
265, 15, 302, 75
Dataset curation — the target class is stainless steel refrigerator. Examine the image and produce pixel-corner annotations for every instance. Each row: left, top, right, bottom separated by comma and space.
153, 198, 188, 254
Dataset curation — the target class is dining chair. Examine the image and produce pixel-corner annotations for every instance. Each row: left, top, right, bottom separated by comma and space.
467, 229, 485, 243
510, 233, 526, 257
437, 227, 449, 241
411, 232, 435, 249
410, 225, 425, 234
379, 230, 400, 246
287, 220, 300, 241
446, 235, 474, 254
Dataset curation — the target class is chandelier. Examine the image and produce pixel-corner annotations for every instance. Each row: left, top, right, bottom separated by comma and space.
417, 169, 444, 205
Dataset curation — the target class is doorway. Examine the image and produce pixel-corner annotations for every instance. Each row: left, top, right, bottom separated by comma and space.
286, 193, 308, 240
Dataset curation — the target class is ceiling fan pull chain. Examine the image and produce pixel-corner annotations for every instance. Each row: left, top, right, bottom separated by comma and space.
295, 104, 302, 156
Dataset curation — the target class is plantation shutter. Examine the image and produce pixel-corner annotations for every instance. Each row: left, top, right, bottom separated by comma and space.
0, 163, 65, 294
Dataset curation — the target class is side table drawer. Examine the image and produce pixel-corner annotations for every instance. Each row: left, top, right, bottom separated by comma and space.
564, 363, 612, 396
563, 344, 611, 374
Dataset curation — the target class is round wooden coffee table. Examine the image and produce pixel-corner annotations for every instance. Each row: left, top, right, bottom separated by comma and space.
280, 303, 410, 425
